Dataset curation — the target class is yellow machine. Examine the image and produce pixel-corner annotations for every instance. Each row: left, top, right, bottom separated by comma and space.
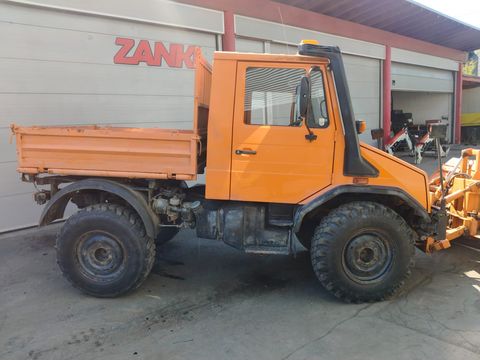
428, 148, 480, 251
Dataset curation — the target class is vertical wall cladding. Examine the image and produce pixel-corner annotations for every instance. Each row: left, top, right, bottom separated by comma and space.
0, 1, 222, 231
342, 54, 381, 145
463, 87, 480, 114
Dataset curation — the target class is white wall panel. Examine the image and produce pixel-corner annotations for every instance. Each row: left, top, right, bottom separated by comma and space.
1, 94, 193, 133
0, 22, 216, 65
0, 1, 219, 231
0, 60, 196, 96
463, 87, 480, 114
235, 15, 386, 59
343, 55, 381, 145
236, 37, 265, 53
392, 62, 454, 93
0, 194, 43, 231
5, 0, 224, 34
392, 48, 460, 72
269, 42, 296, 55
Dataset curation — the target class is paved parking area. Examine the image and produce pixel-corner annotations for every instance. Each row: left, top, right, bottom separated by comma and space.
1, 148, 480, 360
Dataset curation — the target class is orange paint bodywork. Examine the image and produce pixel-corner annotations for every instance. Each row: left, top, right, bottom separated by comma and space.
12, 125, 201, 180
205, 51, 429, 211
12, 49, 430, 212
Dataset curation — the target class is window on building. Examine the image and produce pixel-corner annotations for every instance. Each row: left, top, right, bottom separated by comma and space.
244, 67, 306, 126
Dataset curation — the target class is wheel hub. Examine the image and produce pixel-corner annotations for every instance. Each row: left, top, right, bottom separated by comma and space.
77, 231, 125, 278
343, 232, 392, 283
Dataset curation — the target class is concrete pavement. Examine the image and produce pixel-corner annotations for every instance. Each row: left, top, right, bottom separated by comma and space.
1, 223, 480, 360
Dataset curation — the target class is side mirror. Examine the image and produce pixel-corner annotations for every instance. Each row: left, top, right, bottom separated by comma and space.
298, 76, 310, 118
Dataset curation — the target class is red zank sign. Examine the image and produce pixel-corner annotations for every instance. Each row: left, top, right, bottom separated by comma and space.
114, 37, 195, 69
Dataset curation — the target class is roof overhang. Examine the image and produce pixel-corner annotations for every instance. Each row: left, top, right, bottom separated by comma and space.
274, 0, 480, 52
463, 75, 480, 89
180, 0, 467, 62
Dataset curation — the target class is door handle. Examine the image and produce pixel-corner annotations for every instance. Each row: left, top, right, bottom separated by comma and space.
235, 149, 257, 155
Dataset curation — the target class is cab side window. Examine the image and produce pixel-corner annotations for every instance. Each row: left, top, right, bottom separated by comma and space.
244, 67, 306, 126
308, 67, 329, 128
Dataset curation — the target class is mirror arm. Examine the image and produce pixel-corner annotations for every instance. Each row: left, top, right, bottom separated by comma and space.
304, 68, 317, 142
304, 121, 317, 142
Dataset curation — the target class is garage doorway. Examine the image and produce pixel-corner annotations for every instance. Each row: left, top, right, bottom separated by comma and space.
391, 91, 453, 141
391, 62, 455, 143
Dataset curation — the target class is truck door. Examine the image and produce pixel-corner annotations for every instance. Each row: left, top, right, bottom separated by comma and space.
230, 62, 336, 204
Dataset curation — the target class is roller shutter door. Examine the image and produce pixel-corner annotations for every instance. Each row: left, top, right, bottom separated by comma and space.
0, 1, 220, 231
392, 63, 454, 93
342, 55, 381, 145
236, 37, 265, 53
391, 62, 454, 140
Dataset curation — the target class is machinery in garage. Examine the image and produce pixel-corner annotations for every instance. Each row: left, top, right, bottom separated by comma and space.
385, 109, 449, 163
11, 41, 478, 303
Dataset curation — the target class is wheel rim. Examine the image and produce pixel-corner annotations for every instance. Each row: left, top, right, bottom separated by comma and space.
76, 231, 125, 280
342, 230, 393, 283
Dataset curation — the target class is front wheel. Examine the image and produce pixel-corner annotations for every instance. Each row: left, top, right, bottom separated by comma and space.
56, 204, 155, 297
310, 201, 416, 303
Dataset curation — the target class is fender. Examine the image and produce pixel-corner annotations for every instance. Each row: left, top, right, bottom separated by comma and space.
293, 185, 431, 233
39, 179, 158, 238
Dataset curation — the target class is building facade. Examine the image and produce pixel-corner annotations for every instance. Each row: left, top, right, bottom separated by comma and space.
1, 0, 478, 231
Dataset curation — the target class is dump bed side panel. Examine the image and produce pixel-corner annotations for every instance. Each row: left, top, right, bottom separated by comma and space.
12, 125, 199, 180
11, 49, 213, 181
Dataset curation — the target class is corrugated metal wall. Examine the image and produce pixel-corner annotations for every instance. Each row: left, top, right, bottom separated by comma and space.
342, 54, 380, 145
0, 0, 223, 231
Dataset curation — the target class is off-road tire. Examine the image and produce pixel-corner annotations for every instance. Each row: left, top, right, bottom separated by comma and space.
298, 236, 311, 250
56, 204, 155, 297
155, 227, 180, 246
311, 201, 416, 303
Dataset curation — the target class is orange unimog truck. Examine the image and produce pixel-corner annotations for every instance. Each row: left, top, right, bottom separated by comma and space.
12, 41, 478, 302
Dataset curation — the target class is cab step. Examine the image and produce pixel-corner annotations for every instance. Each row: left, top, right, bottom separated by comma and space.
244, 246, 290, 255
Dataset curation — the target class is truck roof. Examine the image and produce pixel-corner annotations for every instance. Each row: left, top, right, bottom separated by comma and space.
213, 51, 330, 64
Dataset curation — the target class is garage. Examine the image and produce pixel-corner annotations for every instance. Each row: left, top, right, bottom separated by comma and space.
391, 62, 455, 141
387, 48, 458, 146
0, 0, 223, 231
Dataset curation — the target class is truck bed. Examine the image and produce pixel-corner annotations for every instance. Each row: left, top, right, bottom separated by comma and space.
11, 48, 211, 181
12, 125, 201, 180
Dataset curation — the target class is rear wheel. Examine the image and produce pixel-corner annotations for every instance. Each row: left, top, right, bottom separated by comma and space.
56, 204, 155, 297
310, 201, 415, 302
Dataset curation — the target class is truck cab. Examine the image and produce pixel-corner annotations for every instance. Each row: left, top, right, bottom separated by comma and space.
12, 41, 433, 302
205, 46, 429, 208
